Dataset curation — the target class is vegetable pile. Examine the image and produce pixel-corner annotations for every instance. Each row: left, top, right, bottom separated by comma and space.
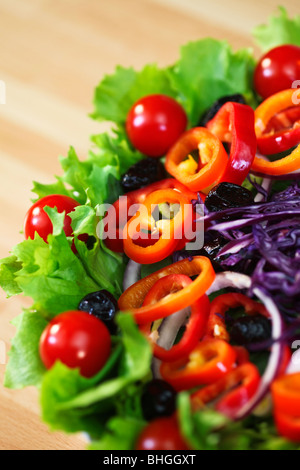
1, 6, 300, 450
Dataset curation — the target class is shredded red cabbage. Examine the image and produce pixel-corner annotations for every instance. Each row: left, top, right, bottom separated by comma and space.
199, 182, 300, 320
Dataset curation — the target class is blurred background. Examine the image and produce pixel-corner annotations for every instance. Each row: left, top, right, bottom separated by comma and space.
0, 0, 298, 449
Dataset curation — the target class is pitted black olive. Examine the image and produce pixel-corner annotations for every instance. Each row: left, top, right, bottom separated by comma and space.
230, 314, 272, 345
78, 290, 118, 334
200, 230, 228, 259
141, 379, 177, 420
121, 157, 166, 193
205, 182, 254, 212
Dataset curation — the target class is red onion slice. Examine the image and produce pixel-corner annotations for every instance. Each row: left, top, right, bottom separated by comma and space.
123, 260, 141, 291
155, 307, 190, 350
254, 176, 272, 203
234, 287, 284, 420
151, 307, 190, 380
206, 271, 251, 294
207, 271, 284, 420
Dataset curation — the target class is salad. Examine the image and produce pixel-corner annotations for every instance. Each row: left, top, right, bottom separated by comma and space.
1, 6, 300, 451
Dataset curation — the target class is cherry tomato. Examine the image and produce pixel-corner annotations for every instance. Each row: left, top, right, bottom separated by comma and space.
126, 94, 187, 157
39, 310, 111, 378
24, 194, 80, 242
135, 416, 189, 450
254, 45, 300, 99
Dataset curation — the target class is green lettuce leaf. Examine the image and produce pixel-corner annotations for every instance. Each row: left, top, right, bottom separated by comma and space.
31, 178, 72, 202
32, 145, 120, 207
177, 392, 229, 450
71, 204, 125, 297
33, 133, 144, 207
91, 40, 257, 133
0, 256, 22, 297
177, 392, 300, 450
1, 206, 123, 318
90, 130, 143, 175
169, 38, 257, 126
12, 213, 99, 316
4, 309, 47, 389
253, 7, 300, 52
88, 416, 145, 450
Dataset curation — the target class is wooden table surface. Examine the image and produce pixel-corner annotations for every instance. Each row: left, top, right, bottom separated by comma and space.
0, 0, 298, 451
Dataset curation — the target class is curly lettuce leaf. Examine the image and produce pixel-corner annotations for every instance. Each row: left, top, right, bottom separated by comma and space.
32, 144, 120, 207
31, 178, 72, 202
253, 7, 300, 52
32, 133, 144, 207
11, 211, 99, 316
0, 256, 22, 297
169, 38, 257, 126
90, 130, 143, 175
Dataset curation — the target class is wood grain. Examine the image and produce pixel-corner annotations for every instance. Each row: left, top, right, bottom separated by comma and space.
0, 0, 298, 450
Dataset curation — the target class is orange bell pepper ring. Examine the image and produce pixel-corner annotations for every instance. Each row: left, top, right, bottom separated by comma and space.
118, 256, 215, 325
165, 127, 228, 192
252, 89, 300, 175
103, 178, 198, 253
272, 371, 300, 442
271, 372, 300, 418
123, 188, 193, 264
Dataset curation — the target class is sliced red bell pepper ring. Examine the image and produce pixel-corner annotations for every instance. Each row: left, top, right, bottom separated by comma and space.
139, 274, 210, 362
273, 410, 300, 442
254, 88, 300, 156
118, 256, 215, 325
261, 106, 300, 156
142, 273, 193, 307
165, 127, 228, 193
160, 338, 237, 391
204, 292, 268, 342
103, 178, 199, 253
271, 372, 300, 418
234, 346, 250, 365
265, 106, 300, 134
206, 102, 256, 185
123, 188, 193, 264
191, 362, 260, 419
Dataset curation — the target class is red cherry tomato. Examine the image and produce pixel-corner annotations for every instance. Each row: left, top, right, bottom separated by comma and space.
126, 94, 187, 157
135, 416, 189, 450
39, 310, 111, 378
24, 194, 80, 242
254, 45, 300, 99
